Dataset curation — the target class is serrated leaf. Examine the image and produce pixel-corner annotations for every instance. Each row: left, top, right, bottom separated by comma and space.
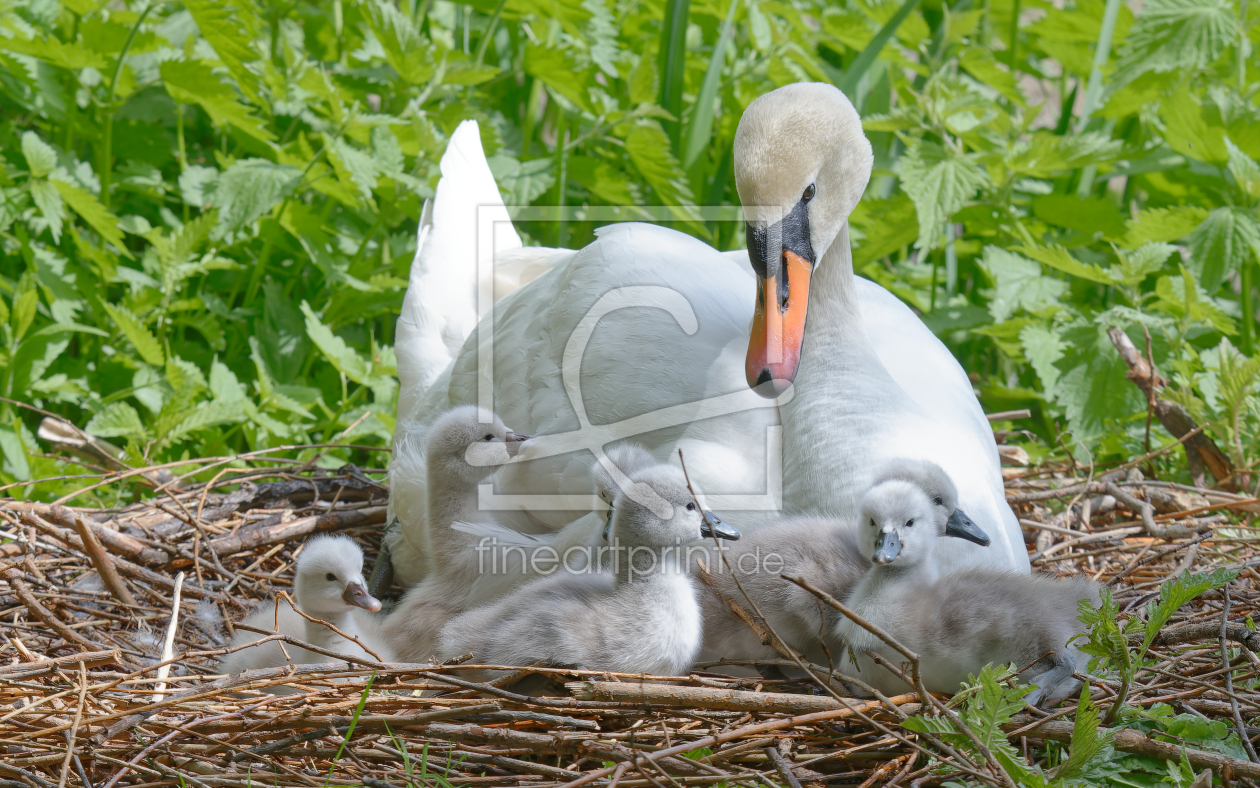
1114, 243, 1176, 285
980, 246, 1067, 322
160, 59, 274, 143
85, 402, 146, 440
0, 34, 106, 70
12, 290, 39, 341
1006, 131, 1124, 177
1187, 207, 1260, 294
1020, 323, 1065, 398
1031, 194, 1127, 238
625, 123, 697, 211
21, 132, 56, 178
182, 0, 263, 106
1114, 0, 1237, 84
27, 178, 64, 242
1142, 568, 1240, 653
958, 47, 1024, 106
300, 300, 371, 384
328, 138, 379, 202
1122, 205, 1210, 248
1161, 87, 1228, 164
851, 194, 918, 266
178, 165, 219, 207
525, 44, 594, 114
898, 141, 987, 251
102, 302, 164, 366
51, 179, 127, 253
1018, 243, 1113, 284
1226, 138, 1260, 200
208, 159, 301, 234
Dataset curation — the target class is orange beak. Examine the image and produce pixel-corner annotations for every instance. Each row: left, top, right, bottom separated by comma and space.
746, 250, 813, 396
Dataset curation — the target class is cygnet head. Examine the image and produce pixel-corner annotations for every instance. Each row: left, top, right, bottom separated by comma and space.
734, 83, 874, 395
428, 405, 530, 485
608, 464, 740, 550
859, 462, 991, 567
294, 535, 382, 616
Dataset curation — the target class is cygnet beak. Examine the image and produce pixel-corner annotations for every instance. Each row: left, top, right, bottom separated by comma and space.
342, 581, 382, 612
944, 508, 990, 546
700, 513, 741, 541
872, 529, 901, 565
504, 431, 532, 457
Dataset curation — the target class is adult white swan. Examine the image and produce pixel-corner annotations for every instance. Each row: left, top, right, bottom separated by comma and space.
387, 82, 1028, 588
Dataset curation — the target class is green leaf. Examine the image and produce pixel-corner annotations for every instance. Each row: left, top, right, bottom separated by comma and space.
1031, 194, 1127, 239
256, 282, 311, 383
1018, 242, 1113, 284
160, 59, 275, 143
0, 34, 107, 70
898, 142, 987, 251
1186, 207, 1260, 294
1122, 205, 1210, 248
28, 179, 65, 243
1142, 568, 1239, 653
21, 132, 56, 178
851, 194, 918, 265
1020, 323, 1065, 398
1113, 243, 1176, 285
0, 427, 31, 482
1053, 683, 1115, 780
682, 0, 738, 169
12, 290, 39, 341
1161, 87, 1229, 164
1114, 0, 1237, 84
102, 302, 164, 366
525, 44, 594, 114
182, 0, 264, 105
85, 402, 146, 440
958, 47, 1024, 106
487, 156, 556, 205
838, 0, 921, 97
625, 123, 697, 209
51, 179, 127, 253
300, 301, 371, 384
1226, 138, 1260, 201
980, 246, 1067, 323
208, 159, 301, 234
1006, 131, 1124, 177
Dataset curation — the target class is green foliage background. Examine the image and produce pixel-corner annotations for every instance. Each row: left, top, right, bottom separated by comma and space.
1, 0, 1258, 501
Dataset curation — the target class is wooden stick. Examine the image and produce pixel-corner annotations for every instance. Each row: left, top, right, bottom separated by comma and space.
0, 567, 102, 651
567, 681, 860, 714
56, 661, 87, 788
207, 505, 387, 555
986, 409, 1032, 421
0, 649, 121, 678
63, 506, 136, 607
151, 571, 184, 702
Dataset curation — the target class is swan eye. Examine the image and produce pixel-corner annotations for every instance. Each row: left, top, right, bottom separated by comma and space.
933, 497, 943, 506
325, 572, 337, 582
802, 183, 815, 202
905, 519, 914, 527
685, 502, 696, 511
870, 518, 876, 527
484, 434, 495, 441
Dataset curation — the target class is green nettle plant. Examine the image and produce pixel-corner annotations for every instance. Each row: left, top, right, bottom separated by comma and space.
0, 0, 1257, 500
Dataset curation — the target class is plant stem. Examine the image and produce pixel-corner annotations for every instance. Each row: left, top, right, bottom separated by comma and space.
474, 0, 510, 67
1243, 255, 1255, 356
1006, 0, 1020, 69
99, 1, 155, 209
945, 222, 958, 296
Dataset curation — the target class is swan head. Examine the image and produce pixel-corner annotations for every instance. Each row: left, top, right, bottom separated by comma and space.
871, 458, 986, 541
859, 467, 990, 567
607, 464, 739, 552
294, 535, 381, 616
734, 82, 873, 396
429, 405, 531, 483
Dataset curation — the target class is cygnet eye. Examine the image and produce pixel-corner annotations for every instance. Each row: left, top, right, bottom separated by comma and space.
685, 502, 696, 511
933, 497, 943, 506
802, 183, 815, 202
905, 519, 914, 527
325, 572, 337, 582
484, 434, 495, 441
869, 518, 876, 527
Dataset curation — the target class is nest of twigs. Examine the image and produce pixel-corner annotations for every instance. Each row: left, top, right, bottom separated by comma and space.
3, 444, 1260, 788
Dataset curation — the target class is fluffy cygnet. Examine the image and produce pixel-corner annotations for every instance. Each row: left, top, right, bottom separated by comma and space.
219, 535, 391, 677
435, 461, 741, 678
381, 406, 528, 662
837, 461, 1098, 707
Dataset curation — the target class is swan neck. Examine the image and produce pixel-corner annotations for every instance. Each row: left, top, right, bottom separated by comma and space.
807, 222, 862, 334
